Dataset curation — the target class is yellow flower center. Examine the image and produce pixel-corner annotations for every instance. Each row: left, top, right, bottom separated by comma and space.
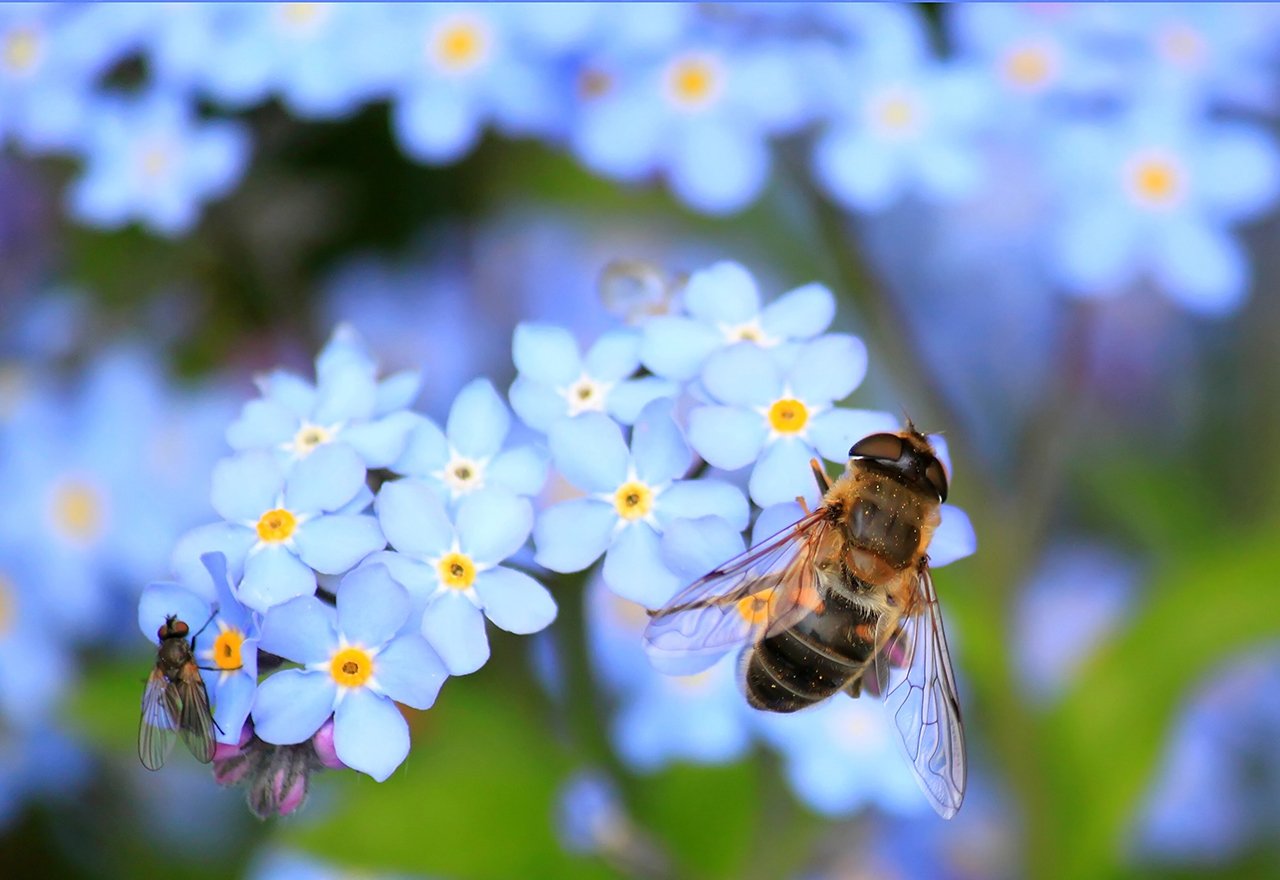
139, 146, 171, 179
2, 27, 40, 74
213, 627, 245, 671
767, 398, 809, 434
330, 646, 374, 688
292, 422, 332, 456
869, 89, 921, 138
736, 589, 774, 626
613, 481, 653, 521
438, 551, 476, 590
672, 670, 714, 693
1128, 154, 1184, 208
256, 508, 298, 543
430, 14, 490, 74
665, 54, 722, 111
50, 479, 106, 545
0, 574, 13, 637
1158, 23, 1205, 68
1001, 43, 1055, 91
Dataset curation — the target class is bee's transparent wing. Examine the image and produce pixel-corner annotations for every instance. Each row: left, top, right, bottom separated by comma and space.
175, 667, 217, 764
873, 563, 967, 819
138, 669, 180, 771
643, 508, 829, 675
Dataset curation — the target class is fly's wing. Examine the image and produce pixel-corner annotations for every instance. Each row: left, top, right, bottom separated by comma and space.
175, 664, 217, 764
643, 508, 830, 676
873, 562, 967, 819
138, 668, 180, 771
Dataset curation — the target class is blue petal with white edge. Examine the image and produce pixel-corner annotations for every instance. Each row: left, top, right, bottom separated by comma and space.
807, 408, 900, 463
258, 595, 337, 664
583, 330, 641, 382
748, 438, 815, 508
533, 499, 617, 573
375, 479, 454, 558
687, 405, 767, 471
760, 282, 835, 340
421, 592, 490, 676
211, 451, 282, 522
372, 635, 447, 710
251, 669, 336, 745
336, 565, 409, 648
702, 344, 780, 407
334, 687, 409, 782
548, 413, 629, 493
684, 261, 760, 324
930, 504, 977, 568
630, 398, 691, 486
607, 376, 680, 425
655, 480, 750, 531
447, 378, 510, 459
787, 334, 867, 404
293, 513, 384, 575
474, 567, 557, 634
640, 316, 721, 381
283, 443, 365, 513
137, 582, 212, 644
513, 323, 580, 386
457, 490, 533, 566
603, 522, 683, 608
239, 545, 316, 613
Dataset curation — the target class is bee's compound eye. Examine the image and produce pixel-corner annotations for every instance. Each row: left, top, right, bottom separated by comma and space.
849, 433, 905, 462
924, 457, 949, 501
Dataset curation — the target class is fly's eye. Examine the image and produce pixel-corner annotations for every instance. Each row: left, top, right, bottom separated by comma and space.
924, 457, 949, 501
849, 433, 905, 462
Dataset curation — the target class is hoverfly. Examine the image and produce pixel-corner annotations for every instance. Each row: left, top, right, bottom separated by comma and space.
644, 426, 967, 818
139, 614, 218, 770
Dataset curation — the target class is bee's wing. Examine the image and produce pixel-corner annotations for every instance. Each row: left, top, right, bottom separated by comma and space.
175, 664, 217, 764
643, 508, 830, 675
874, 562, 967, 819
138, 668, 180, 771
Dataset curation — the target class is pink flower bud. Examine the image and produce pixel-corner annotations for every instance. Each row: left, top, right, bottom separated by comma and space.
311, 719, 345, 770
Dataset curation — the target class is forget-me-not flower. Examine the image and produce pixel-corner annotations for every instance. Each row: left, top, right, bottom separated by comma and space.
535, 399, 749, 607
687, 336, 898, 507
372, 481, 556, 676
508, 323, 676, 433
0, 546, 74, 727
393, 377, 547, 505
251, 565, 448, 782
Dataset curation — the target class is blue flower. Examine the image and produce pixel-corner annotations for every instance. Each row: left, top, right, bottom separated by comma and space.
0, 544, 74, 727
138, 552, 260, 744
393, 377, 547, 505
251, 565, 448, 782
177, 444, 384, 613
534, 400, 749, 606
508, 323, 676, 433
1047, 108, 1280, 313
66, 90, 250, 236
227, 324, 421, 470
686, 338, 897, 507
0, 724, 89, 831
372, 481, 555, 675
639, 261, 836, 382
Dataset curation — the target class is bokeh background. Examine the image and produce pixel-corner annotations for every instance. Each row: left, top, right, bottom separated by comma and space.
3, 3, 1280, 879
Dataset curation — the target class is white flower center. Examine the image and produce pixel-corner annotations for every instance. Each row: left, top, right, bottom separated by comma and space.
866, 86, 925, 141
438, 453, 487, 496
560, 373, 613, 417
720, 319, 776, 347
289, 422, 335, 457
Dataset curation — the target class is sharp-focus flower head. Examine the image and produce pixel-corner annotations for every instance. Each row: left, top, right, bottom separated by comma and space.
535, 399, 749, 607
251, 565, 448, 782
372, 481, 556, 676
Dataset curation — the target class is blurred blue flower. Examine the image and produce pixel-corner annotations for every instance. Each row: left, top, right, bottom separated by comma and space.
251, 565, 448, 782
372, 481, 555, 675
639, 261, 835, 382
0, 724, 89, 831
180, 444, 384, 613
227, 324, 421, 470
535, 400, 749, 606
556, 769, 628, 855
508, 323, 676, 433
246, 848, 424, 880
0, 545, 74, 727
138, 552, 260, 745
686, 337, 897, 507
66, 91, 250, 236
394, 377, 547, 505
1047, 108, 1280, 314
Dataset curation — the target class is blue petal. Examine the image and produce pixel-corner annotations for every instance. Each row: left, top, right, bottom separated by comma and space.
239, 546, 316, 614
807, 408, 900, 463
284, 442, 365, 513
212, 671, 256, 745
254, 369, 316, 418
760, 282, 835, 340
659, 516, 746, 582
258, 595, 337, 664
336, 565, 409, 647
813, 125, 899, 211
640, 317, 722, 381
375, 479, 454, 558
487, 445, 549, 496
1051, 203, 1139, 294
342, 411, 419, 468
606, 376, 681, 425
748, 439, 815, 508
668, 123, 769, 215
447, 378, 510, 459
393, 416, 448, 477
474, 567, 557, 634
583, 330, 641, 382
656, 480, 750, 531
701, 344, 780, 407
226, 399, 297, 451
684, 261, 761, 324
786, 334, 867, 404
373, 635, 448, 710
375, 369, 422, 414
1152, 218, 1247, 315
251, 669, 335, 745
211, 452, 283, 522
456, 490, 532, 566
293, 513, 385, 574
548, 413, 629, 493
687, 405, 767, 470
508, 376, 567, 433
931, 504, 977, 567
533, 499, 617, 573
201, 552, 253, 634
603, 523, 683, 607
137, 583, 212, 644
630, 398, 691, 485
393, 85, 479, 164
754, 502, 808, 544
312, 363, 378, 426
171, 523, 256, 592
512, 323, 580, 386
333, 688, 409, 782
421, 592, 490, 675
357, 551, 438, 611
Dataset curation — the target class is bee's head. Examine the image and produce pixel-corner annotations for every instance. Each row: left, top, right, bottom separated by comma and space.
848, 431, 948, 501
157, 615, 189, 641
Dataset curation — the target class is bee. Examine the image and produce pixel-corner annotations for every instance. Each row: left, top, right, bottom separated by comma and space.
139, 614, 218, 770
644, 426, 966, 818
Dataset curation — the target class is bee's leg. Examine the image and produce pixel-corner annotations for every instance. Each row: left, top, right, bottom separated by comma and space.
809, 458, 831, 495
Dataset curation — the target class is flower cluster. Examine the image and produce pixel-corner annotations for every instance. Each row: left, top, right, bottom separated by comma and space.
6, 4, 1280, 310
